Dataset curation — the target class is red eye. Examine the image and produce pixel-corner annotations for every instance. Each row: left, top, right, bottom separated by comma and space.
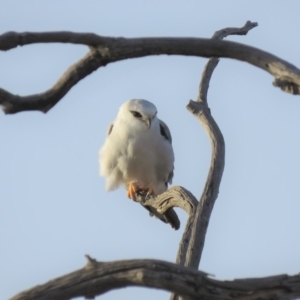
131, 111, 142, 118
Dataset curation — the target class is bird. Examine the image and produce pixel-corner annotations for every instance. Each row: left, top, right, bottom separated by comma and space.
99, 99, 178, 228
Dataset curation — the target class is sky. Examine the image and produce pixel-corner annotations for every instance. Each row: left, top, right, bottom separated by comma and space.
1, 1, 300, 299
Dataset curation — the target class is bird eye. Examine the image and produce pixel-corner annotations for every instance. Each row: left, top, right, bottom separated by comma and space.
131, 111, 142, 118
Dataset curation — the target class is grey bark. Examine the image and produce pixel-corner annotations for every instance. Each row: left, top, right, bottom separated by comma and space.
9, 257, 300, 300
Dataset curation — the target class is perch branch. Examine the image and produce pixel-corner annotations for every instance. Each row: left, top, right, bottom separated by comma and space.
1, 22, 300, 113
135, 186, 197, 215
135, 186, 198, 230
9, 257, 300, 300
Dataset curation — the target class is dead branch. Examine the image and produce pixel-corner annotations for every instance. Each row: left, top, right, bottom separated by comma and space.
136, 186, 197, 216
9, 256, 300, 300
1, 21, 300, 114
135, 185, 198, 230
183, 20, 256, 271
168, 21, 255, 300
0, 48, 105, 113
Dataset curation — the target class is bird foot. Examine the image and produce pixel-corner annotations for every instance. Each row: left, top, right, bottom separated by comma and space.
138, 183, 154, 198
127, 182, 139, 200
127, 182, 154, 200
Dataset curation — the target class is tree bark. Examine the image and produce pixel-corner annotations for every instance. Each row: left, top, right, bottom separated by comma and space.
9, 257, 300, 300
1, 21, 300, 114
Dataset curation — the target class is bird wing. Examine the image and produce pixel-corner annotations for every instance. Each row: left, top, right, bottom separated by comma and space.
158, 118, 174, 184
158, 118, 172, 143
107, 123, 114, 136
101, 110, 178, 229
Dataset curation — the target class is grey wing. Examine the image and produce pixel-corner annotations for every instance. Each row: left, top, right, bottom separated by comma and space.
167, 169, 174, 184
158, 118, 174, 184
107, 123, 114, 136
158, 118, 172, 144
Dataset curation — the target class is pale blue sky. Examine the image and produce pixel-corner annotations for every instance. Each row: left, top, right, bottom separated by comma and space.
1, 1, 300, 299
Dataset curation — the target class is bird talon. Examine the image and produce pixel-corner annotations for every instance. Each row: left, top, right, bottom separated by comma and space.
138, 183, 154, 198
127, 182, 155, 200
127, 182, 139, 200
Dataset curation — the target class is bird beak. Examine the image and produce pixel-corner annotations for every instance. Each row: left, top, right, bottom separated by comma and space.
145, 118, 151, 129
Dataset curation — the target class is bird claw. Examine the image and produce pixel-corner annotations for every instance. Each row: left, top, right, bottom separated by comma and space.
127, 182, 154, 200
127, 182, 139, 200
136, 183, 154, 198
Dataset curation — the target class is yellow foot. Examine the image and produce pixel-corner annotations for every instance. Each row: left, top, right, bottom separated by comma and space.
127, 182, 139, 200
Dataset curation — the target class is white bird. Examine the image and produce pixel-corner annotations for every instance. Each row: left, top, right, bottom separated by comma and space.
99, 99, 176, 226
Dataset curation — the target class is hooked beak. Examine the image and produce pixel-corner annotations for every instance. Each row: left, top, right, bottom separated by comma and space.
145, 118, 151, 129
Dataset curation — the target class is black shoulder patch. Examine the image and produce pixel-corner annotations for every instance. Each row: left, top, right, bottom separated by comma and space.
108, 124, 114, 135
160, 123, 168, 140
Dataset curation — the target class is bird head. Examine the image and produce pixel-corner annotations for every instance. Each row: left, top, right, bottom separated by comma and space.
120, 99, 157, 129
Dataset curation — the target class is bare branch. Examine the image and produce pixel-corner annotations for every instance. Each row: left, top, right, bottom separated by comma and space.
176, 21, 258, 273
185, 101, 225, 268
1, 23, 300, 114
134, 187, 204, 269
0, 31, 113, 50
200, 21, 258, 105
170, 24, 256, 300
0, 48, 106, 114
211, 20, 258, 39
9, 257, 300, 300
135, 186, 198, 230
136, 186, 197, 216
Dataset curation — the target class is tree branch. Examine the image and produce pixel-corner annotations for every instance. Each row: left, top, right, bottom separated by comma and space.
178, 21, 259, 272
169, 21, 256, 300
1, 22, 300, 114
0, 48, 106, 113
135, 186, 197, 215
134, 186, 206, 271
135, 186, 197, 230
9, 256, 300, 300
